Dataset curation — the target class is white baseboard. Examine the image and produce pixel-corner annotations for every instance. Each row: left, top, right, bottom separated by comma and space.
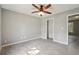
2, 36, 41, 47
53, 40, 68, 45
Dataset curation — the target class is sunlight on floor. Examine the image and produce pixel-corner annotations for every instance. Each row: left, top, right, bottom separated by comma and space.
27, 47, 40, 55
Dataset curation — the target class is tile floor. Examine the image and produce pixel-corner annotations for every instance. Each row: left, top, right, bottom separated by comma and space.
1, 38, 79, 55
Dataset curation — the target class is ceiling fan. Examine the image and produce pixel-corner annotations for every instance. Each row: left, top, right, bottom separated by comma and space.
32, 4, 52, 16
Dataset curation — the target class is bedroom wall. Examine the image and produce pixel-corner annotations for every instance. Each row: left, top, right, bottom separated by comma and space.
53, 7, 79, 45
42, 7, 79, 45
2, 9, 41, 45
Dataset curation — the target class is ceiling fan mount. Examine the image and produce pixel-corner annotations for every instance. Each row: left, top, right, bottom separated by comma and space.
32, 4, 52, 16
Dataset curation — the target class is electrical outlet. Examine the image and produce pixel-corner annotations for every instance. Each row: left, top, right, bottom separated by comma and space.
20, 36, 26, 39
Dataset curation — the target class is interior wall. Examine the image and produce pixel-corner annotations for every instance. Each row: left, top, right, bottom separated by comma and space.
2, 9, 41, 45
42, 7, 79, 45
53, 13, 68, 45
0, 6, 1, 51
52, 7, 79, 45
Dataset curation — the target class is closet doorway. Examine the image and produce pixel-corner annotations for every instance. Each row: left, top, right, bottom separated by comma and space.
47, 19, 54, 40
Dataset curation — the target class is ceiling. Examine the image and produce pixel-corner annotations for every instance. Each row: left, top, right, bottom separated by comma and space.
1, 4, 79, 18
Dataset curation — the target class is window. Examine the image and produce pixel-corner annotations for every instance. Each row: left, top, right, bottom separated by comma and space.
68, 22, 74, 33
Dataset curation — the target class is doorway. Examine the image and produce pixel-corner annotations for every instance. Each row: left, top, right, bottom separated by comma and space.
47, 19, 53, 40
68, 14, 79, 44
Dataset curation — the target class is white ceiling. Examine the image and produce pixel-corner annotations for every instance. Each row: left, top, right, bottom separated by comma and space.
1, 4, 79, 18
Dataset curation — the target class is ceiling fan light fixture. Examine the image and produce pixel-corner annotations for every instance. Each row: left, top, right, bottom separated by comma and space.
32, 4, 52, 16
38, 11, 44, 16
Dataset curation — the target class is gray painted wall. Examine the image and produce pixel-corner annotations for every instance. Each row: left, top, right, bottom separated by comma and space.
42, 7, 79, 45
53, 7, 79, 45
2, 7, 79, 46
2, 9, 41, 45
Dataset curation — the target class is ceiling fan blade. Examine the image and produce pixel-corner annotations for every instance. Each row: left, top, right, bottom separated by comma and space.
32, 4, 39, 10
43, 11, 52, 14
32, 11, 39, 13
45, 4, 51, 9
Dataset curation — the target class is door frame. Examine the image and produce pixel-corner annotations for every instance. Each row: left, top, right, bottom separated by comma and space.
46, 18, 54, 39
67, 13, 79, 44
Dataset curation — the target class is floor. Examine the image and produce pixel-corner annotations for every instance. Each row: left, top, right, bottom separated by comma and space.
1, 38, 79, 55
